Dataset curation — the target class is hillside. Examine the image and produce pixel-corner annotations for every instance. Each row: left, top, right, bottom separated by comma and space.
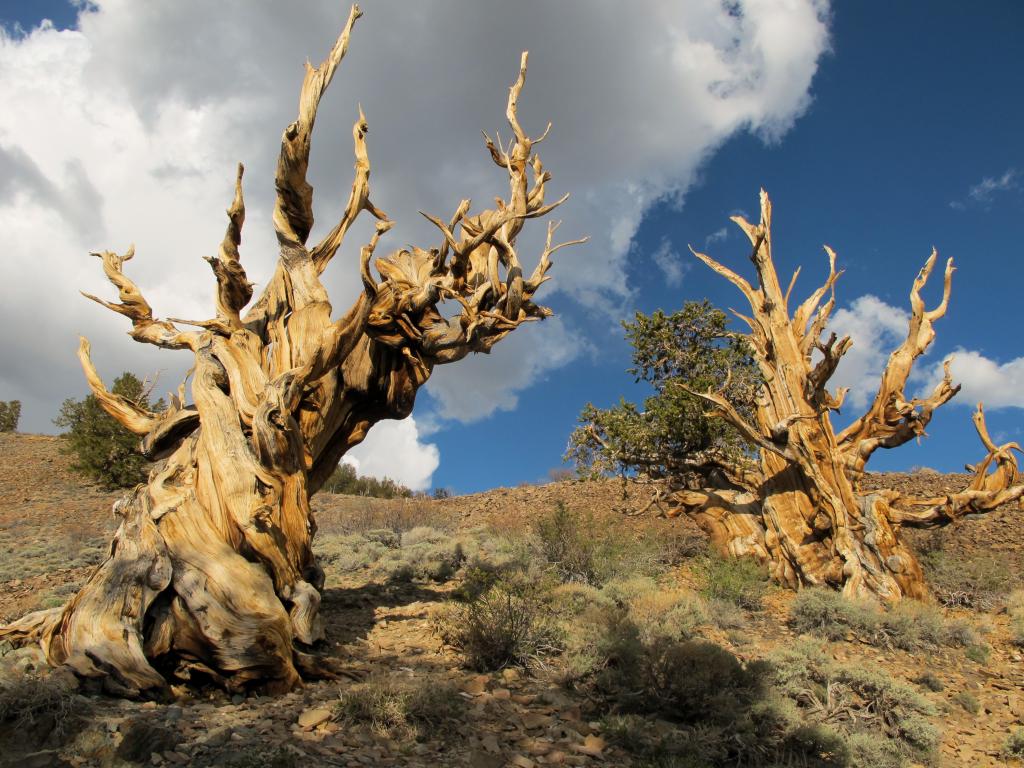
1, 433, 1022, 767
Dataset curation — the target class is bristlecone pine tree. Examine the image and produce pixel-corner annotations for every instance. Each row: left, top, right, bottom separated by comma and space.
0, 5, 583, 695
579, 190, 1023, 602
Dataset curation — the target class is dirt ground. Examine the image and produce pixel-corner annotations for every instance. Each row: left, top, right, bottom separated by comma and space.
0, 433, 1022, 767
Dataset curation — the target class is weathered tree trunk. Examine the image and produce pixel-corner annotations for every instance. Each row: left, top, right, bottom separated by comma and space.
0, 5, 583, 696
669, 191, 1023, 601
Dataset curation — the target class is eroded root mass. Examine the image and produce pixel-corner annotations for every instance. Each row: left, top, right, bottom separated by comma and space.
0, 4, 583, 695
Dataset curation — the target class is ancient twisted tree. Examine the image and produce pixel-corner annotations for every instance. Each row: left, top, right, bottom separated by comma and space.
576, 191, 1023, 602
0, 5, 582, 695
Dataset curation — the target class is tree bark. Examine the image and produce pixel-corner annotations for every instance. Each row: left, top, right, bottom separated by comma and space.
0, 5, 583, 696
674, 191, 1023, 601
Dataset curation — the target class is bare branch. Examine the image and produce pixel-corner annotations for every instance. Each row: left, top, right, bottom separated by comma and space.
273, 3, 362, 247
81, 246, 197, 350
311, 106, 391, 273
205, 163, 253, 330
77, 337, 160, 436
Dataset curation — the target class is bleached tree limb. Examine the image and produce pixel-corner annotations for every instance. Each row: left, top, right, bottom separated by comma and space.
1, 6, 581, 695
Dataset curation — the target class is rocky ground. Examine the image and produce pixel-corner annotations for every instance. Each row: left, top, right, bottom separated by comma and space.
0, 433, 1022, 767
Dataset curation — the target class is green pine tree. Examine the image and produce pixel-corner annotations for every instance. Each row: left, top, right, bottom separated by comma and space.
54, 373, 161, 489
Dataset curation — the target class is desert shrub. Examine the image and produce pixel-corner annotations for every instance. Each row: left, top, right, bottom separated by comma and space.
913, 672, 944, 692
641, 640, 768, 722
1007, 590, 1024, 648
532, 502, 665, 586
769, 642, 939, 764
54, 372, 159, 489
707, 598, 748, 630
790, 588, 976, 651
951, 690, 980, 715
918, 542, 1017, 610
335, 676, 464, 741
1004, 728, 1024, 759
321, 461, 412, 498
434, 574, 560, 670
696, 553, 767, 610
0, 400, 20, 432
599, 577, 707, 645
844, 734, 905, 768
600, 652, 848, 767
790, 589, 874, 640
0, 672, 82, 740
964, 643, 990, 664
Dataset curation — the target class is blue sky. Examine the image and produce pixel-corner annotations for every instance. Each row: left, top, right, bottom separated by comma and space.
429, 1, 1024, 488
0, 1, 1020, 492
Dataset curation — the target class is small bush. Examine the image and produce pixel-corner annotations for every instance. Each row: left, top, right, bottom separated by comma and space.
1004, 728, 1024, 759
696, 554, 766, 610
434, 575, 560, 670
0, 673, 82, 740
919, 544, 1017, 610
790, 588, 873, 641
335, 676, 464, 741
768, 641, 939, 765
790, 588, 977, 651
964, 643, 990, 664
951, 690, 980, 715
532, 502, 665, 587
913, 671, 944, 692
0, 400, 20, 432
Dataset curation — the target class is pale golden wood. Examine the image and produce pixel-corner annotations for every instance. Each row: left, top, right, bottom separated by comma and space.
0, 5, 581, 696
671, 191, 1022, 602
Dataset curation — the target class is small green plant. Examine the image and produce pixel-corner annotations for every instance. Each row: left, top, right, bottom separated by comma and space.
913, 671, 944, 692
1004, 728, 1024, 759
951, 690, 980, 715
335, 676, 464, 741
964, 644, 990, 664
532, 502, 664, 586
54, 372, 159, 489
919, 539, 1018, 610
0, 400, 20, 432
697, 553, 767, 610
434, 574, 560, 670
790, 587, 976, 651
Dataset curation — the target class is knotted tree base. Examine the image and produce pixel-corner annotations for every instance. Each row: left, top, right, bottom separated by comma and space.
0, 4, 583, 696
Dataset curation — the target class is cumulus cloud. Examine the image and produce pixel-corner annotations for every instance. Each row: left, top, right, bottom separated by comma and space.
343, 417, 440, 492
0, 1, 830, 474
425, 316, 583, 423
919, 349, 1024, 410
650, 238, 688, 287
827, 295, 909, 410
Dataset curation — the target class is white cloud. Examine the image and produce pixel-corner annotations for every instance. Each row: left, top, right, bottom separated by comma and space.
950, 168, 1018, 209
704, 227, 729, 247
0, 1, 830, 473
827, 295, 909, 410
343, 417, 439, 492
425, 316, 583, 423
920, 349, 1024, 410
650, 238, 688, 287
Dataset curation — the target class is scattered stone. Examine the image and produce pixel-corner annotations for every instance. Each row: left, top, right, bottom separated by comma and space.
116, 720, 181, 764
298, 707, 333, 730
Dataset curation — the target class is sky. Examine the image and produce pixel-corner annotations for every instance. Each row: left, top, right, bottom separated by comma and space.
0, 1, 1020, 493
